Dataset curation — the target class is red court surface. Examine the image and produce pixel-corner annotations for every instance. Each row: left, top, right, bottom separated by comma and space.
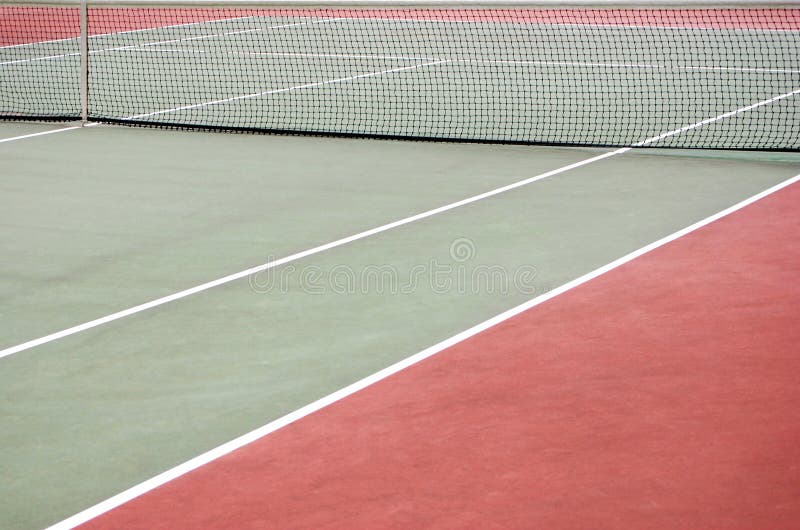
75, 178, 800, 529
3, 8, 799, 47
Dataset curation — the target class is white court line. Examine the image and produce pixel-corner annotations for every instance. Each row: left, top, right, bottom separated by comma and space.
105, 45, 800, 75
1, 84, 799, 355
633, 87, 800, 146
0, 125, 81, 143
0, 147, 624, 359
44, 169, 800, 530
0, 14, 263, 50
455, 58, 800, 74
516, 22, 800, 33
216, 14, 800, 34
0, 51, 79, 66
124, 59, 449, 119
0, 17, 342, 66
452, 56, 800, 74
115, 47, 435, 64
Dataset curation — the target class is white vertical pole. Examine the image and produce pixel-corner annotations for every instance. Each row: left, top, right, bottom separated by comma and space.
79, 0, 88, 124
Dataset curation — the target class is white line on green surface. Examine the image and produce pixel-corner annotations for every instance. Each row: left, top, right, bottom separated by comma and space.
1, 85, 798, 356
0, 146, 625, 358
0, 125, 82, 143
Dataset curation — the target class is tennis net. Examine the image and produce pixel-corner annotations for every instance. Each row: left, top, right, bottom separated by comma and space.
1, 0, 799, 149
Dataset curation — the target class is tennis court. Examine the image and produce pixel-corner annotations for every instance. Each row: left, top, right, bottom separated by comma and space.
2, 1, 800, 529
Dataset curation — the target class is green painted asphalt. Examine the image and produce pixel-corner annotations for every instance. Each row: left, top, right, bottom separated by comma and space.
1, 123, 799, 529
0, 122, 79, 140
0, 125, 597, 346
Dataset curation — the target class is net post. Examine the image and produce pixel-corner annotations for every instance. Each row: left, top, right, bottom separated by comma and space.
79, 0, 88, 125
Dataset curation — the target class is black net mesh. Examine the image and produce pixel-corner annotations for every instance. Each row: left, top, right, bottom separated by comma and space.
1, 3, 799, 149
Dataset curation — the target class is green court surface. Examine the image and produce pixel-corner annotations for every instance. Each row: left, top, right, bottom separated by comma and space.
1, 120, 799, 529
